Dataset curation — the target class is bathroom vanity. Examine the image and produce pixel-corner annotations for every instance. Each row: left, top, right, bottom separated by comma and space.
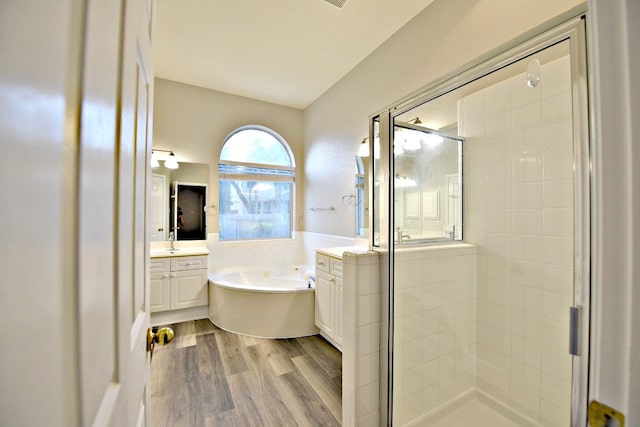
150, 247, 209, 326
315, 249, 344, 351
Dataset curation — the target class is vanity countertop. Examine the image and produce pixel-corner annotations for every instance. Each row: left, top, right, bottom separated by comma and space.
316, 246, 369, 260
150, 246, 209, 258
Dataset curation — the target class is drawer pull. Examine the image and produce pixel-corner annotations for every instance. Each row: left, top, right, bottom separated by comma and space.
319, 261, 325, 266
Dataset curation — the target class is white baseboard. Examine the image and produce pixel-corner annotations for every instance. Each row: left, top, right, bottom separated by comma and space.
150, 306, 209, 327
319, 330, 343, 352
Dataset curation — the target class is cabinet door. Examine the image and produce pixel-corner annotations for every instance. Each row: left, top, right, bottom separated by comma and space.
315, 271, 334, 335
150, 271, 170, 313
334, 275, 343, 346
171, 269, 208, 310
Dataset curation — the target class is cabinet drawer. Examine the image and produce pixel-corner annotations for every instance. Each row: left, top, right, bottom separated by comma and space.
330, 259, 343, 277
316, 253, 330, 273
171, 255, 207, 271
150, 258, 170, 273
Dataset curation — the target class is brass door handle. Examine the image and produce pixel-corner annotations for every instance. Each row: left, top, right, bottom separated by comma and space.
147, 326, 175, 358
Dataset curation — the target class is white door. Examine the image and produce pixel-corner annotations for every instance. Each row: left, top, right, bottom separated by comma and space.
78, 0, 155, 425
151, 174, 167, 241
1, 1, 155, 426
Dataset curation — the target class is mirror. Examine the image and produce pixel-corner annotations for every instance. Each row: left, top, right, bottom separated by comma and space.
391, 119, 462, 243
150, 162, 209, 241
371, 117, 381, 247
355, 156, 367, 237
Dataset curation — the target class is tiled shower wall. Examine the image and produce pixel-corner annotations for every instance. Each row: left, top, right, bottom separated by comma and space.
460, 56, 574, 426
393, 244, 478, 425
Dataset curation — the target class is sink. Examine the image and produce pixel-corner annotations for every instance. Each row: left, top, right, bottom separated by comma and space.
150, 246, 209, 258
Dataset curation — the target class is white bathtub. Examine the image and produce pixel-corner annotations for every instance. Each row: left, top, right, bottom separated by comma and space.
208, 265, 319, 338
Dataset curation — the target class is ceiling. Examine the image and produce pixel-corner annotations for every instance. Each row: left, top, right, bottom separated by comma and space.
154, 0, 435, 109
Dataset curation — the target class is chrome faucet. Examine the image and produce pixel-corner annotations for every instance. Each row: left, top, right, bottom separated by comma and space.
396, 227, 411, 242
168, 231, 175, 250
445, 225, 456, 240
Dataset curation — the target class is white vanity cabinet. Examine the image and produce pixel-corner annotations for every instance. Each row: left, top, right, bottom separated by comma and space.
150, 258, 171, 312
315, 251, 343, 350
150, 254, 208, 313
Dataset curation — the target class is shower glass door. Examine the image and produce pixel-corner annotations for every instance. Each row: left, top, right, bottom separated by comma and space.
376, 17, 590, 427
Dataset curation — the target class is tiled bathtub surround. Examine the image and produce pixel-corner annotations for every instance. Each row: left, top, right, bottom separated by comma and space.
392, 244, 478, 425
206, 231, 363, 271
460, 55, 574, 426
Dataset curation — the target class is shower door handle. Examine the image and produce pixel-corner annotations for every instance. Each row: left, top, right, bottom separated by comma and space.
569, 306, 581, 356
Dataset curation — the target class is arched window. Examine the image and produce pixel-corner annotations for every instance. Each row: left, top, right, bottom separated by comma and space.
218, 126, 295, 240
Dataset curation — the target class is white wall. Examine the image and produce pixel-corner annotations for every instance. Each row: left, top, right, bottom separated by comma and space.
304, 0, 584, 237
153, 78, 305, 233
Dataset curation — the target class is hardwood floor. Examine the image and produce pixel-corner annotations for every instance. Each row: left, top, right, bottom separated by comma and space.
151, 319, 342, 426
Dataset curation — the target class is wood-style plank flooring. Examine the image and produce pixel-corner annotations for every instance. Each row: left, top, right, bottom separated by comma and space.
151, 319, 342, 426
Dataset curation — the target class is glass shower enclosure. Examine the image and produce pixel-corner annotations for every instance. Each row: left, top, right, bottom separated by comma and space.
372, 16, 590, 427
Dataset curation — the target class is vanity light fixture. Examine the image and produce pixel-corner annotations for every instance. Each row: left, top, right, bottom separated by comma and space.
423, 133, 444, 146
150, 151, 160, 168
151, 149, 180, 169
357, 137, 370, 157
395, 117, 424, 152
394, 175, 417, 187
402, 138, 421, 151
164, 152, 179, 169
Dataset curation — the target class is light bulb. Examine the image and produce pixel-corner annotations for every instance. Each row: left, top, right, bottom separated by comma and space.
357, 139, 370, 157
164, 152, 179, 169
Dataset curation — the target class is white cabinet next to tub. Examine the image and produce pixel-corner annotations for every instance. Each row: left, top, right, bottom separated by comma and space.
315, 251, 343, 350
150, 253, 208, 313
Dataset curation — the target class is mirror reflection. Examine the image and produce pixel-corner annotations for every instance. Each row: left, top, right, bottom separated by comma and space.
393, 118, 462, 243
392, 119, 462, 243
355, 156, 367, 237
150, 162, 209, 241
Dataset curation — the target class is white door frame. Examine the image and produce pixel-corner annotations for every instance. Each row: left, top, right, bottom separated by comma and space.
587, 0, 640, 424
